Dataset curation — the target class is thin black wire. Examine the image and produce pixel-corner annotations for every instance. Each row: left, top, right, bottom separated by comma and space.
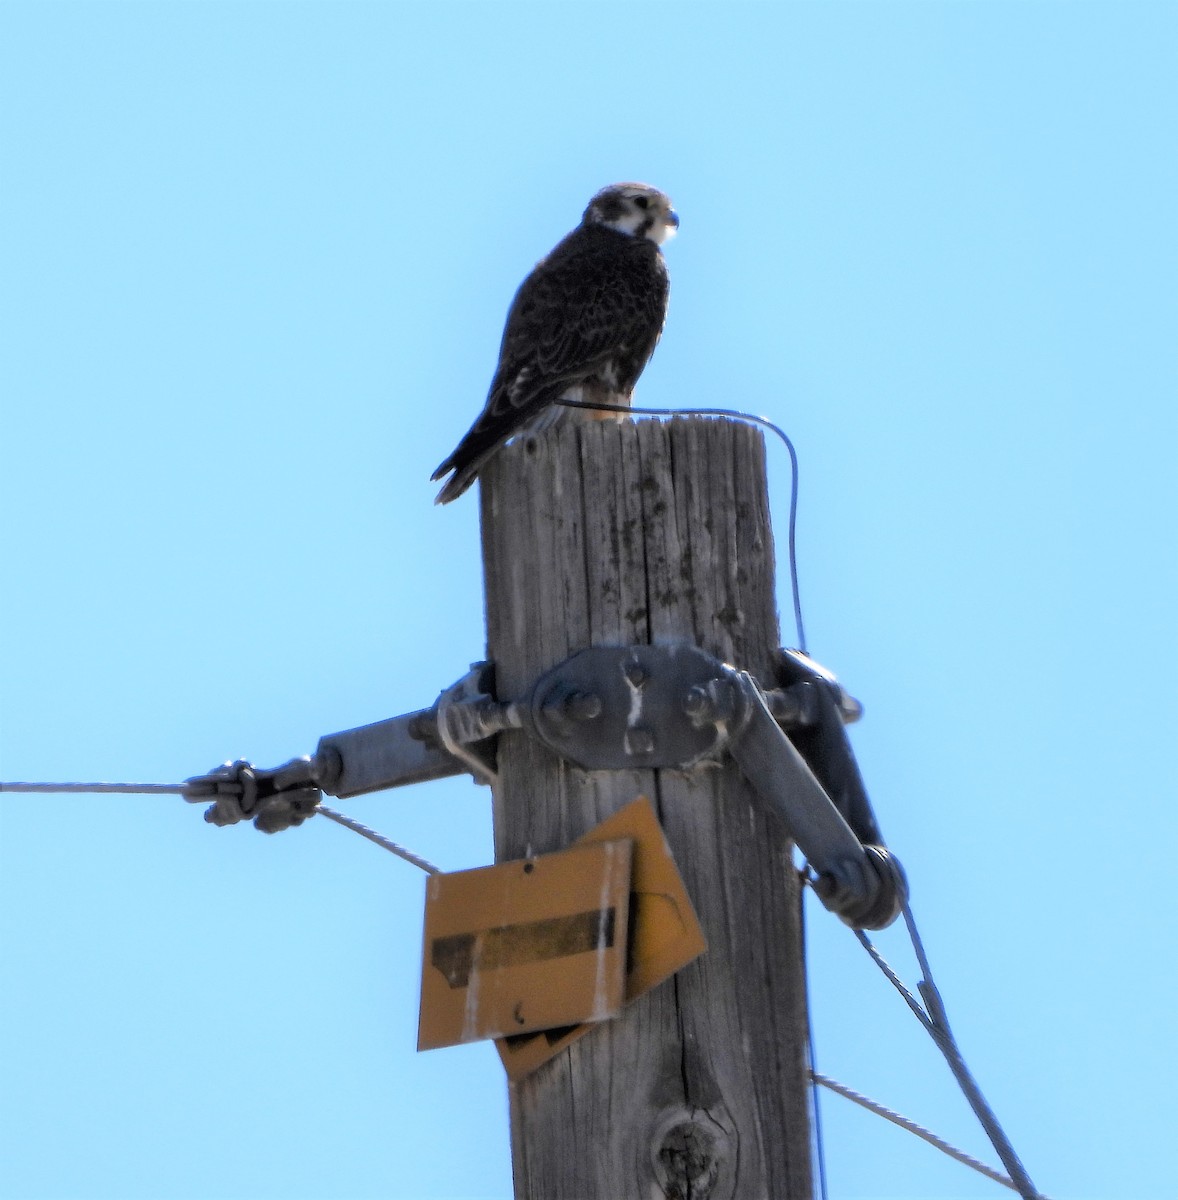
798, 872, 830, 1200
555, 399, 808, 653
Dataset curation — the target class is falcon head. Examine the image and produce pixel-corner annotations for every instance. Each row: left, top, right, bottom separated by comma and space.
583, 182, 679, 245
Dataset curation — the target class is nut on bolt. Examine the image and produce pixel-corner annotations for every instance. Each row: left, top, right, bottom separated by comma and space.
683, 684, 714, 723
683, 678, 736, 727
541, 685, 603, 731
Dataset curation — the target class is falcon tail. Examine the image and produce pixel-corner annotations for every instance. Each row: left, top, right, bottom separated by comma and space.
431, 428, 507, 504
432, 389, 571, 504
431, 458, 484, 505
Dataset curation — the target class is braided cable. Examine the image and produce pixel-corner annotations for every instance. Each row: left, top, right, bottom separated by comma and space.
810, 1072, 1034, 1195
855, 899, 1046, 1200
0, 781, 187, 794
315, 804, 440, 874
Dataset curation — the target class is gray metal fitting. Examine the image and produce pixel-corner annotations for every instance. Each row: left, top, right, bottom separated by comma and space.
624, 728, 656, 756
683, 678, 739, 728
539, 685, 604, 734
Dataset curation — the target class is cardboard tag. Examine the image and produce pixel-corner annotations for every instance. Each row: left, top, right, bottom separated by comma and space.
417, 839, 632, 1050
496, 796, 706, 1079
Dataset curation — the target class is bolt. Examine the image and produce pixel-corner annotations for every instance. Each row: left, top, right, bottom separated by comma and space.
541, 686, 602, 732
683, 684, 714, 723
624, 727, 655, 756
684, 679, 736, 726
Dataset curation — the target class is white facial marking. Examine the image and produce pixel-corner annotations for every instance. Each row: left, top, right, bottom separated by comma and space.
601, 199, 675, 243
600, 207, 646, 238
648, 218, 676, 246
588, 187, 675, 244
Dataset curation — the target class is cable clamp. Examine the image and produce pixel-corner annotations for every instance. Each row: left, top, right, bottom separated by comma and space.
183, 758, 322, 833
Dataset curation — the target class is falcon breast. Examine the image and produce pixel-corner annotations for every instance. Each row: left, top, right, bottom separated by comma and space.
431, 182, 678, 504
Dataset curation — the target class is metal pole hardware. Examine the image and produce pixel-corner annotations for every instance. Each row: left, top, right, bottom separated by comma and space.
182, 644, 903, 929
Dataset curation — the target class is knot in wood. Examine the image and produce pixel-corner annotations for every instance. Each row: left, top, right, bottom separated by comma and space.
654, 1119, 720, 1199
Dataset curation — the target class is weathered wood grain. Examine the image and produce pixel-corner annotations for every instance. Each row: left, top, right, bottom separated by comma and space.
480, 416, 811, 1200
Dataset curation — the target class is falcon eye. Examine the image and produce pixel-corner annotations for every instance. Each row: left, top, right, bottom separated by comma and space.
633, 196, 650, 209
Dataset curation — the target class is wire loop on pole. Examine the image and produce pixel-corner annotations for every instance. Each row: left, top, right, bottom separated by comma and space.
556, 399, 808, 653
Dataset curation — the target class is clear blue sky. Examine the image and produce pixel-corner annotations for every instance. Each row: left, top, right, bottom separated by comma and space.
1, 3, 1174, 1198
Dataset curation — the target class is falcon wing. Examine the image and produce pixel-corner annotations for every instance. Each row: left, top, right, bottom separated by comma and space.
432, 226, 668, 502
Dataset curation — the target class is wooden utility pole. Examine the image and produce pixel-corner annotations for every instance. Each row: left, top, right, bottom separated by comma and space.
481, 416, 812, 1199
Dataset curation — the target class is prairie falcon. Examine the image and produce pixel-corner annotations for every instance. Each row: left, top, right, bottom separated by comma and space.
431, 182, 678, 504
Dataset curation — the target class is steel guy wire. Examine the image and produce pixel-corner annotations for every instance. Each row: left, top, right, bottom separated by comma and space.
5, 783, 1047, 1194
315, 804, 440, 873
810, 1072, 1029, 1195
851, 895, 1048, 1200
801, 872, 1049, 1197
0, 781, 440, 872
0, 781, 189, 794
6, 412, 1045, 1194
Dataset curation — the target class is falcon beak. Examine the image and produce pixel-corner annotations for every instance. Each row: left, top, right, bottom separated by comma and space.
665, 208, 680, 230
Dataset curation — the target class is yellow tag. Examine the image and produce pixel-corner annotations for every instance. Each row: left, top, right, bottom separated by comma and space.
417, 839, 632, 1050
496, 796, 706, 1080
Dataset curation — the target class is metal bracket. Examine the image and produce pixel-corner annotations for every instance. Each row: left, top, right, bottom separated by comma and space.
521, 644, 863, 771
526, 644, 735, 770
183, 663, 508, 822
718, 664, 904, 930
313, 662, 511, 798
184, 645, 903, 928
515, 643, 900, 927
773, 648, 882, 848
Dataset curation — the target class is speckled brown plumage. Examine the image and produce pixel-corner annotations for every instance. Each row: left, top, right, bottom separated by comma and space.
432, 183, 676, 503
